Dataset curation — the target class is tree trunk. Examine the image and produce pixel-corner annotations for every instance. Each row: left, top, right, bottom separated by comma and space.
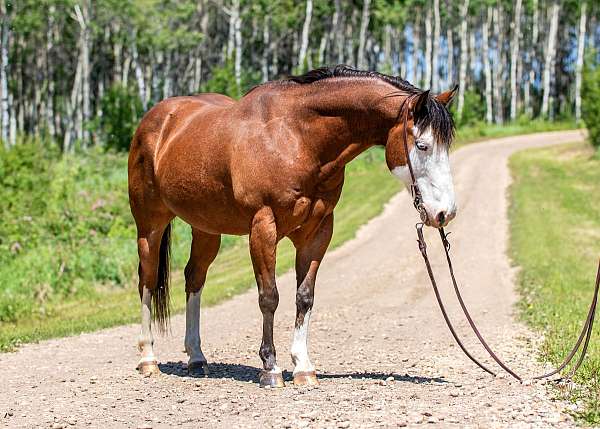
74, 2, 91, 147
411, 14, 421, 85
131, 35, 147, 111
298, 0, 313, 72
63, 58, 82, 153
492, 6, 504, 124
456, 0, 469, 120
334, 0, 344, 64
527, 0, 539, 117
575, 2, 587, 123
46, 6, 56, 139
261, 16, 270, 82
483, 6, 493, 124
446, 26, 453, 89
509, 0, 522, 121
541, 1, 560, 118
431, 0, 440, 92
233, 0, 242, 95
0, 0, 10, 147
424, 6, 432, 88
357, 0, 371, 69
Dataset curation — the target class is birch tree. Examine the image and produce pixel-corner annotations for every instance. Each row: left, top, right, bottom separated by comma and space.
483, 6, 493, 124
298, 0, 313, 72
0, 0, 10, 147
424, 6, 432, 88
456, 0, 469, 121
357, 0, 371, 69
431, 0, 441, 92
575, 1, 587, 123
509, 0, 522, 121
541, 1, 560, 118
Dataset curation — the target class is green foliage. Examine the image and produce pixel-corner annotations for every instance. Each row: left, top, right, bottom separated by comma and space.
510, 142, 600, 424
452, 90, 485, 127
94, 84, 144, 151
582, 54, 600, 149
200, 58, 260, 99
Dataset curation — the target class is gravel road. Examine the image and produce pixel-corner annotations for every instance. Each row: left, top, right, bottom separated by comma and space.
0, 130, 587, 429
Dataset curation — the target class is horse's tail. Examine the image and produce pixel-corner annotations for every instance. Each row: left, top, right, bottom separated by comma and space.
153, 222, 172, 332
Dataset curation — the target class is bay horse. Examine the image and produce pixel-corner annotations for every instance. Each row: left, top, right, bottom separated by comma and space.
128, 65, 458, 387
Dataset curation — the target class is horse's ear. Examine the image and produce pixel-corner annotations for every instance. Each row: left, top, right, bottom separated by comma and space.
436, 84, 459, 106
412, 90, 430, 117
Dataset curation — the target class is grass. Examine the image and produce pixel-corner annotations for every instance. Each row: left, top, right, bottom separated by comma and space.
0, 120, 580, 352
509, 141, 600, 423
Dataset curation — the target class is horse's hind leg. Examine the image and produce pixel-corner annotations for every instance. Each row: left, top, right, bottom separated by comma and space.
288, 214, 334, 386
135, 217, 173, 376
184, 229, 221, 376
249, 207, 284, 388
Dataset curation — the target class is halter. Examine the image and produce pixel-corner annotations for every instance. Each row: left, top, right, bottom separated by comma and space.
400, 95, 600, 383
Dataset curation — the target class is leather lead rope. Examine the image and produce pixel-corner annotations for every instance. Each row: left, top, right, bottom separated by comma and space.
400, 99, 600, 382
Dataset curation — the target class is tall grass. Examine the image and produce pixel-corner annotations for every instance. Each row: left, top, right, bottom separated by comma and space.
510, 142, 600, 424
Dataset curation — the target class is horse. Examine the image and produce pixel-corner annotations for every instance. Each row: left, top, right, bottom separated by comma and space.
128, 65, 458, 387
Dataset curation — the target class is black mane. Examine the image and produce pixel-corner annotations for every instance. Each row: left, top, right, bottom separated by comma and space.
288, 65, 455, 146
288, 64, 421, 95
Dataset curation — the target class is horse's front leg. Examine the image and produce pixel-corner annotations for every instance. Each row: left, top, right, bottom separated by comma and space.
289, 214, 334, 386
249, 207, 284, 388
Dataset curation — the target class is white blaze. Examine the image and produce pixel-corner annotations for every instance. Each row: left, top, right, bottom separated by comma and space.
391, 125, 457, 224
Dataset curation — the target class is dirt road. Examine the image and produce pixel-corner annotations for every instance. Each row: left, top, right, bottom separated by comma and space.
1, 130, 587, 428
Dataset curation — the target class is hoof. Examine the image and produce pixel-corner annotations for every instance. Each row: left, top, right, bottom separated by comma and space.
293, 371, 319, 386
188, 360, 209, 377
137, 360, 160, 376
259, 370, 285, 388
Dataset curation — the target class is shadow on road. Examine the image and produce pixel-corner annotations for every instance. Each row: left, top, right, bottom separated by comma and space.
159, 361, 448, 385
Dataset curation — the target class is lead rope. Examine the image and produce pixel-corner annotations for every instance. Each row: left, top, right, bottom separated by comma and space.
400, 100, 600, 383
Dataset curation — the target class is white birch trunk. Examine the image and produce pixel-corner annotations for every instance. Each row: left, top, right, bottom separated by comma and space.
262, 16, 270, 82
424, 6, 432, 89
541, 1, 560, 118
357, 0, 371, 69
492, 6, 504, 124
483, 7, 493, 124
575, 2, 587, 123
298, 0, 313, 72
527, 0, 539, 117
456, 0, 469, 120
0, 0, 10, 147
233, 0, 242, 95
334, 0, 344, 64
63, 58, 82, 153
412, 16, 421, 85
446, 27, 453, 89
74, 2, 90, 147
431, 0, 440, 92
131, 35, 147, 111
509, 0, 522, 121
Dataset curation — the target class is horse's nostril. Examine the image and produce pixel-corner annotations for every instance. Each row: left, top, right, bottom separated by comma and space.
436, 211, 446, 226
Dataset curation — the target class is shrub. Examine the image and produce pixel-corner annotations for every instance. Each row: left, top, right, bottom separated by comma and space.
582, 54, 600, 149
95, 84, 144, 152
451, 89, 485, 127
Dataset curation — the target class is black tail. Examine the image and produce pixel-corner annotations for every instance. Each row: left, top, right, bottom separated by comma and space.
153, 222, 171, 332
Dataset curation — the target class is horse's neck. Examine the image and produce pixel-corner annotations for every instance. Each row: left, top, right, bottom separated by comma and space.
290, 79, 400, 177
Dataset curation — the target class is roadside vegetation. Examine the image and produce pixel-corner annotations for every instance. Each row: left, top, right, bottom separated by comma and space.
510, 142, 600, 424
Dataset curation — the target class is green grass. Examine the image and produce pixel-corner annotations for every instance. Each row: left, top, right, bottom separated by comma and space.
509, 142, 600, 423
0, 120, 579, 352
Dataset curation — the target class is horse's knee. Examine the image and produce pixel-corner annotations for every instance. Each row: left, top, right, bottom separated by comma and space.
258, 286, 279, 314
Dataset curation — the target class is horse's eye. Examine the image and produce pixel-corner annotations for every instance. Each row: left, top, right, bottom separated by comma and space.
416, 141, 428, 151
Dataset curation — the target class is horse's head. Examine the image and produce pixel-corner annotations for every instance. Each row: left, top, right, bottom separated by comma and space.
385, 86, 458, 228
